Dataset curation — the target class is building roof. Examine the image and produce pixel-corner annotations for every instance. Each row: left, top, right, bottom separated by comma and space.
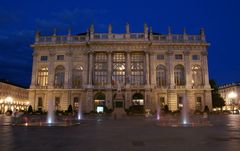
218, 82, 240, 89
0, 79, 28, 89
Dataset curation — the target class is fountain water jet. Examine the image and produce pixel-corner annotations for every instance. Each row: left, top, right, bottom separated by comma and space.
156, 102, 161, 120
181, 94, 189, 125
77, 100, 82, 120
47, 99, 55, 124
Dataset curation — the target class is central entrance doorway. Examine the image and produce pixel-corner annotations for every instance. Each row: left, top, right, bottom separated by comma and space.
94, 92, 106, 113
130, 93, 145, 114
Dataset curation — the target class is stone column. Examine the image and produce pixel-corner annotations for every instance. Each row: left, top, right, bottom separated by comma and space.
166, 50, 174, 88
145, 51, 150, 86
126, 52, 131, 85
30, 51, 38, 89
202, 51, 211, 88
107, 51, 112, 86
88, 51, 93, 86
184, 50, 191, 89
150, 52, 156, 86
48, 51, 56, 89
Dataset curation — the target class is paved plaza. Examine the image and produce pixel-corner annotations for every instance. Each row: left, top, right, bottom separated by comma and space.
0, 114, 240, 151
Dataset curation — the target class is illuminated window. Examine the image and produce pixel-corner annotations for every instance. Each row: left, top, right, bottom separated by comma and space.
156, 65, 166, 86
192, 65, 203, 86
174, 64, 185, 86
72, 66, 83, 88
196, 97, 202, 111
55, 97, 60, 110
132, 93, 144, 105
159, 97, 165, 108
112, 53, 125, 85
94, 53, 107, 85
73, 97, 79, 110
37, 67, 48, 86
54, 65, 65, 88
131, 53, 144, 85
177, 96, 183, 110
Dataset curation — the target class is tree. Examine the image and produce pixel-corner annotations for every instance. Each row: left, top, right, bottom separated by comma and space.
28, 105, 33, 113
67, 104, 73, 113
209, 79, 225, 110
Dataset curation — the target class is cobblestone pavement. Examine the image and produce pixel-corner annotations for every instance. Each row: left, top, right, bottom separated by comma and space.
0, 114, 240, 151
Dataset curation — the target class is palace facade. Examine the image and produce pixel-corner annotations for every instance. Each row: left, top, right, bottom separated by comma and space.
219, 82, 240, 111
0, 80, 29, 113
29, 23, 212, 113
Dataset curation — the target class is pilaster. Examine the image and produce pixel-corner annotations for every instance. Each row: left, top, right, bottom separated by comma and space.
184, 50, 191, 88
166, 50, 174, 88
30, 51, 38, 89
48, 50, 56, 89
107, 51, 112, 87
145, 51, 150, 86
202, 51, 211, 89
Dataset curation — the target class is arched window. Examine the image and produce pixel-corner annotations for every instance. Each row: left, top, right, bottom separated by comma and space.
156, 65, 166, 86
192, 65, 203, 86
37, 67, 48, 87
54, 65, 65, 88
131, 53, 144, 85
112, 53, 126, 85
174, 64, 185, 86
94, 53, 107, 85
72, 66, 84, 88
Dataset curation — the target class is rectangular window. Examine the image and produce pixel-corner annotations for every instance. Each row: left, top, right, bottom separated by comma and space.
157, 54, 164, 60
192, 55, 200, 60
73, 97, 79, 109
175, 54, 183, 60
57, 55, 64, 60
40, 56, 48, 61
55, 97, 60, 110
38, 97, 43, 107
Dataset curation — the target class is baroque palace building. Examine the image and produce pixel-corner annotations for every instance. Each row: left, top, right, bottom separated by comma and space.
29, 23, 212, 113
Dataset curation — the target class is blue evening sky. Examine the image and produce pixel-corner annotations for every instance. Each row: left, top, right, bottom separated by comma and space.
0, 0, 239, 87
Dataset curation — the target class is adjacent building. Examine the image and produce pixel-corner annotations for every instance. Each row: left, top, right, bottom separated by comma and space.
0, 80, 29, 113
29, 23, 212, 113
219, 82, 240, 111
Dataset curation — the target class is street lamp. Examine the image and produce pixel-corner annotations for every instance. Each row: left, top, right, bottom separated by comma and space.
228, 91, 237, 113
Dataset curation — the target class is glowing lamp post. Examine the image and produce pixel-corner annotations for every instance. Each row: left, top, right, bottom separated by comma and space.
228, 92, 237, 112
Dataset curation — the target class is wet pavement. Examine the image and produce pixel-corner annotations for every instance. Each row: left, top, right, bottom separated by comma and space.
0, 114, 240, 151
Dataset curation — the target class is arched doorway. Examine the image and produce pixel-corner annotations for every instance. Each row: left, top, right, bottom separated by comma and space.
132, 93, 144, 106
94, 92, 106, 113
130, 93, 145, 114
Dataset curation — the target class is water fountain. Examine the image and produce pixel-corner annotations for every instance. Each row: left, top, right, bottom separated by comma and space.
181, 94, 189, 125
156, 103, 160, 121
156, 93, 211, 127
47, 99, 55, 124
77, 100, 82, 120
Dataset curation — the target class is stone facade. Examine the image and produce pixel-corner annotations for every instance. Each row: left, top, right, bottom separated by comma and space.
219, 82, 240, 111
0, 80, 29, 113
29, 24, 212, 113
